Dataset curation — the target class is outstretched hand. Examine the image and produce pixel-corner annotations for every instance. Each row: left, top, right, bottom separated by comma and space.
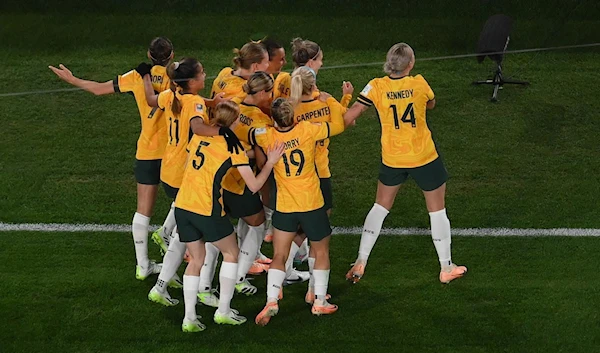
48, 64, 75, 84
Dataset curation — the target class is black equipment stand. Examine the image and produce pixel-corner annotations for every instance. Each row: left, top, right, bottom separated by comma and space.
473, 15, 529, 102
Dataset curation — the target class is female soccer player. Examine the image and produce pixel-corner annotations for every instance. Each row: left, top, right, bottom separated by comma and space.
176, 101, 284, 332
343, 43, 467, 284
49, 37, 176, 280
288, 66, 352, 301
226, 71, 276, 296
254, 97, 346, 326
141, 58, 240, 307
198, 42, 272, 306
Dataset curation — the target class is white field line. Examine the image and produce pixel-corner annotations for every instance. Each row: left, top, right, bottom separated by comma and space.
1, 222, 599, 236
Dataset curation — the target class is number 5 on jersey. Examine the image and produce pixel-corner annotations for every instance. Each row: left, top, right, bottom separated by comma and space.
192, 141, 210, 170
391, 103, 416, 129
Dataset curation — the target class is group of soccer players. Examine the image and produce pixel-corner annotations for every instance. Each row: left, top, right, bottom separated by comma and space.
49, 35, 467, 332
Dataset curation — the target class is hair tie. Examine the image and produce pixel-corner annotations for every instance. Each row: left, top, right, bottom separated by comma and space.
311, 47, 321, 60
173, 62, 180, 70
300, 66, 317, 79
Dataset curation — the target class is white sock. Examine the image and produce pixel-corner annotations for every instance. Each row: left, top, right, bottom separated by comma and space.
183, 275, 200, 321
236, 218, 249, 246
429, 208, 452, 268
285, 241, 300, 277
266, 269, 286, 302
308, 257, 316, 290
199, 242, 220, 292
313, 269, 330, 301
237, 223, 263, 282
298, 237, 309, 259
132, 212, 150, 267
161, 202, 176, 243
218, 262, 238, 314
156, 229, 185, 293
357, 203, 389, 262
264, 206, 274, 222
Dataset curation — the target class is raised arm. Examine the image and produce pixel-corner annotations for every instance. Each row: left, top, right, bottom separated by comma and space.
238, 142, 284, 193
340, 81, 354, 108
326, 97, 346, 137
49, 64, 115, 96
143, 75, 159, 107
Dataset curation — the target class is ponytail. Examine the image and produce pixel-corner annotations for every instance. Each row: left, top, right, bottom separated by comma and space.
289, 74, 303, 107
289, 67, 316, 107
167, 61, 182, 114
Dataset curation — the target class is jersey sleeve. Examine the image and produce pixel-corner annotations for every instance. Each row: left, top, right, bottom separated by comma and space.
114, 70, 139, 94
252, 127, 270, 149
231, 147, 250, 166
305, 121, 332, 142
157, 90, 171, 110
416, 75, 435, 101
340, 93, 352, 108
356, 79, 378, 107
189, 97, 209, 123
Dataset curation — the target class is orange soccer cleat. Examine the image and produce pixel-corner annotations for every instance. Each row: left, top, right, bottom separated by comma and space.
439, 264, 468, 284
255, 301, 279, 326
311, 300, 338, 316
247, 261, 269, 275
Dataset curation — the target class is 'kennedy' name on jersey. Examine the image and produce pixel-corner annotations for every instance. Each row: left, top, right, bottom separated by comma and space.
386, 89, 414, 100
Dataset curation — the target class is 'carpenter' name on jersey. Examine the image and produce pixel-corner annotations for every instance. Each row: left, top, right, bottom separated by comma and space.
296, 107, 330, 122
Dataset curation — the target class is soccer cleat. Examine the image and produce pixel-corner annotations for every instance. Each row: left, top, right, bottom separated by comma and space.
264, 221, 274, 243
151, 228, 169, 255
439, 264, 468, 284
255, 301, 279, 326
168, 273, 183, 289
182, 317, 206, 333
214, 309, 247, 325
135, 260, 162, 280
256, 252, 272, 265
283, 269, 310, 286
311, 299, 338, 316
235, 279, 258, 296
148, 286, 179, 307
345, 261, 366, 284
197, 290, 219, 308
304, 290, 331, 305
248, 261, 269, 275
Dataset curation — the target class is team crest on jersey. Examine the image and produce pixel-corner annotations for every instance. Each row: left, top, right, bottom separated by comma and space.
360, 84, 373, 95
195, 104, 204, 113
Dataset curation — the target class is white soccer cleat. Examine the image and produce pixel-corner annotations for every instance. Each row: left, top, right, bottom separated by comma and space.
135, 260, 162, 280
283, 268, 310, 286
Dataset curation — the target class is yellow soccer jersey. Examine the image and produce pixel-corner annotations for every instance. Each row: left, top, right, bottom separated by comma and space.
253, 99, 345, 213
209, 67, 247, 118
175, 135, 250, 217
273, 72, 291, 100
356, 75, 437, 168
235, 102, 274, 144
158, 91, 209, 188
115, 65, 170, 160
222, 102, 274, 195
293, 98, 346, 179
